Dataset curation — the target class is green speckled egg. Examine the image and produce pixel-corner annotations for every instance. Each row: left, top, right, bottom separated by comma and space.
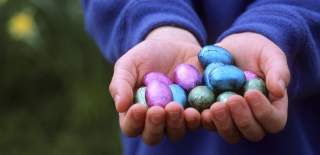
134, 87, 147, 107
188, 86, 215, 111
244, 78, 267, 95
217, 91, 237, 103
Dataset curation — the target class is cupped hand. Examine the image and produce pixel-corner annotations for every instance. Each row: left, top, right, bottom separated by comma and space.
109, 27, 202, 145
201, 32, 290, 143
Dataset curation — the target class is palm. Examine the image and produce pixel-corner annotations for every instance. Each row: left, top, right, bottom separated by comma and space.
123, 39, 202, 88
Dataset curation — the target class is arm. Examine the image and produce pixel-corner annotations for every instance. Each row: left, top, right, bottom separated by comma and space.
218, 0, 320, 97
82, 0, 207, 63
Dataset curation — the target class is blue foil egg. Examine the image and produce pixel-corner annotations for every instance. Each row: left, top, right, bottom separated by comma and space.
169, 84, 187, 107
203, 62, 224, 90
198, 45, 234, 67
209, 65, 246, 91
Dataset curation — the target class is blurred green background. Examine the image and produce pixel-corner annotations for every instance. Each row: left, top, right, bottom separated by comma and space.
0, 0, 121, 154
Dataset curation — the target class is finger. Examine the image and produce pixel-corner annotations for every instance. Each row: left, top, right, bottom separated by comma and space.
142, 106, 166, 145
184, 108, 201, 130
227, 95, 265, 141
201, 109, 216, 131
109, 55, 137, 113
260, 44, 290, 98
245, 90, 288, 133
165, 102, 186, 142
210, 102, 241, 144
119, 104, 147, 137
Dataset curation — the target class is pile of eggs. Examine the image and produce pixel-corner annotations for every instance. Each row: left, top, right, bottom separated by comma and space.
135, 45, 267, 111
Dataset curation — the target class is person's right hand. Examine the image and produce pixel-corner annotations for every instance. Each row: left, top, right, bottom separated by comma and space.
109, 26, 203, 145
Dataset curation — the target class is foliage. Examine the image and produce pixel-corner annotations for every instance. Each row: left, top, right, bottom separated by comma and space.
0, 0, 121, 154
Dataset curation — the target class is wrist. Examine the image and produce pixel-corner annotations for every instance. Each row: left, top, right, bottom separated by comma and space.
145, 26, 200, 46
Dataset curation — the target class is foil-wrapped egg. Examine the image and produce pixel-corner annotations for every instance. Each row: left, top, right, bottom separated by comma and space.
208, 65, 246, 92
244, 70, 258, 81
169, 84, 187, 107
143, 72, 172, 86
198, 45, 234, 67
146, 81, 172, 107
217, 91, 237, 103
134, 86, 147, 107
188, 86, 215, 111
244, 78, 267, 95
203, 62, 224, 90
173, 64, 202, 91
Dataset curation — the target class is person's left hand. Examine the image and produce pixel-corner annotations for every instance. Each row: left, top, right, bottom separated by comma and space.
201, 32, 290, 143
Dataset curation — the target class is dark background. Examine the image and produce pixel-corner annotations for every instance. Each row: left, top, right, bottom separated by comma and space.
0, 0, 121, 154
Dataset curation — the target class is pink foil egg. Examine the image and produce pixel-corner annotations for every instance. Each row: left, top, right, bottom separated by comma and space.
173, 64, 202, 91
146, 81, 173, 107
143, 72, 172, 86
244, 70, 258, 80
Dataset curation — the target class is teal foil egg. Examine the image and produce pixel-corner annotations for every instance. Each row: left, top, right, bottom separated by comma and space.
244, 78, 267, 95
169, 84, 187, 107
209, 65, 246, 92
198, 45, 234, 67
134, 87, 147, 107
203, 62, 224, 90
217, 91, 237, 103
188, 86, 215, 111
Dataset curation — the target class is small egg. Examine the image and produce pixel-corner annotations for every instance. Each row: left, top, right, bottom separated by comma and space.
134, 86, 147, 107
143, 72, 172, 86
209, 65, 246, 92
173, 64, 202, 91
146, 81, 172, 107
198, 45, 234, 67
169, 84, 187, 107
244, 70, 258, 81
203, 62, 224, 90
244, 78, 267, 95
217, 91, 237, 103
188, 86, 215, 111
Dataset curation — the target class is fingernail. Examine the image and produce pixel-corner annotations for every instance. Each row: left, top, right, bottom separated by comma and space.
151, 114, 162, 125
278, 80, 286, 95
133, 111, 141, 121
169, 111, 180, 122
214, 105, 226, 122
114, 95, 120, 108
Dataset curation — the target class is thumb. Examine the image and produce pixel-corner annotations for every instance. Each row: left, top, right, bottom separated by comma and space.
260, 43, 290, 99
109, 56, 137, 113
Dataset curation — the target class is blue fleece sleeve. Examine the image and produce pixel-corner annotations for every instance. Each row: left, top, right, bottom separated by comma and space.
218, 0, 320, 98
82, 0, 206, 63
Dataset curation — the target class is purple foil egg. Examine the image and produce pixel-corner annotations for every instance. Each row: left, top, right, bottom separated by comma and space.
244, 70, 258, 80
146, 81, 173, 107
143, 72, 172, 86
173, 64, 202, 91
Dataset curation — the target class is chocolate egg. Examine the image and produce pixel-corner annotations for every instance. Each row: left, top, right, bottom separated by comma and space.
217, 91, 237, 103
203, 62, 224, 90
134, 87, 147, 106
146, 81, 172, 107
244, 70, 258, 81
198, 45, 234, 67
208, 65, 246, 91
244, 78, 267, 95
143, 72, 172, 86
169, 84, 187, 107
173, 64, 202, 91
188, 86, 215, 111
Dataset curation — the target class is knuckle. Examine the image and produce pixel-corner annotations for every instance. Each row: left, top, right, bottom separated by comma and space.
248, 133, 265, 142
256, 107, 273, 121
237, 118, 252, 131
